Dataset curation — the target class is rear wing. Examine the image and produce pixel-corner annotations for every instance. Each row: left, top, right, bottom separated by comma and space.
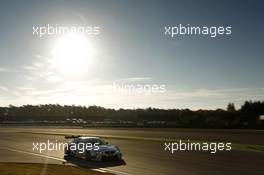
65, 135, 82, 139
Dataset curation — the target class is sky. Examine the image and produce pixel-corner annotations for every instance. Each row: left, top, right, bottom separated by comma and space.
0, 0, 263, 110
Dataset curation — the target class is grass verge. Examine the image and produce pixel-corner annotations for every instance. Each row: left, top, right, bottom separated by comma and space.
0, 163, 112, 175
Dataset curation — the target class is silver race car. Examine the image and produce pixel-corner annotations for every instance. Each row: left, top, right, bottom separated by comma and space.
64, 136, 122, 161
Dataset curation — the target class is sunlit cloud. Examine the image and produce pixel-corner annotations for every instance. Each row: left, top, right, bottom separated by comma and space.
118, 77, 152, 82
0, 86, 9, 92
0, 67, 14, 73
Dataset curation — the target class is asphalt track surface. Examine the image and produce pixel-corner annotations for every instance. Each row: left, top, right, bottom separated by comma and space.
0, 127, 263, 175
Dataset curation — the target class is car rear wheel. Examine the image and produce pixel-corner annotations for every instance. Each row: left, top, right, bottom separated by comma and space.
65, 147, 75, 157
96, 154, 102, 161
85, 151, 92, 160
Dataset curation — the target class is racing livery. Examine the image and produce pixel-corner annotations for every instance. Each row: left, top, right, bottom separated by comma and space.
64, 136, 122, 161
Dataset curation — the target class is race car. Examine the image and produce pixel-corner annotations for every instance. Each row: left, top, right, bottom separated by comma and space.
64, 136, 122, 161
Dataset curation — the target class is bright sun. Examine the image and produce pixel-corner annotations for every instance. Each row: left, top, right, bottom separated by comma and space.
51, 33, 95, 76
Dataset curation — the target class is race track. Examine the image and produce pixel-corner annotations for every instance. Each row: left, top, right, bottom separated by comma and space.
0, 127, 263, 175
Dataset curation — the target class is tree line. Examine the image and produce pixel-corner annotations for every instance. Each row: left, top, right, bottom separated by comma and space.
0, 101, 263, 129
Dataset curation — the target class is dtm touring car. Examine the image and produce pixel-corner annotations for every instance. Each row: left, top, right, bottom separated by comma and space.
64, 136, 122, 161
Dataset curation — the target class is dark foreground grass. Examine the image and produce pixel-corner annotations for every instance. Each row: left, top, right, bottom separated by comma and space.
0, 163, 113, 175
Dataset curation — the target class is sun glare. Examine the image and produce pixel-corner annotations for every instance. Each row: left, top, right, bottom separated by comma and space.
51, 33, 95, 76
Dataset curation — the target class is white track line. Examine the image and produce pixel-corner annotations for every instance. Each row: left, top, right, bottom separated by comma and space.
99, 168, 131, 175
0, 146, 132, 175
0, 146, 66, 162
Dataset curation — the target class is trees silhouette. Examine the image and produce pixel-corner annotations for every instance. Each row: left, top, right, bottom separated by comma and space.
0, 101, 263, 129
227, 103, 236, 112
